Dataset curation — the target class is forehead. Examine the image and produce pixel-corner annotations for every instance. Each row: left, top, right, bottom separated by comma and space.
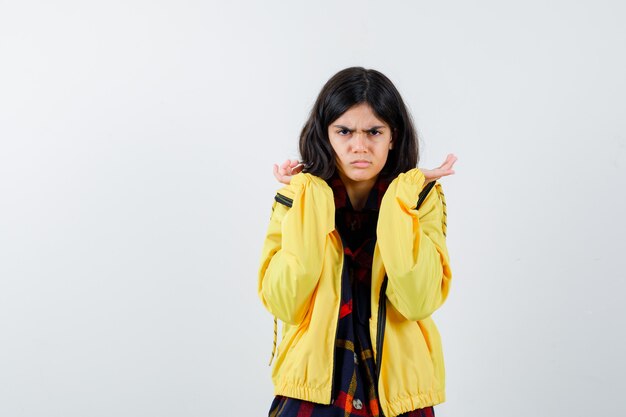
332, 103, 388, 127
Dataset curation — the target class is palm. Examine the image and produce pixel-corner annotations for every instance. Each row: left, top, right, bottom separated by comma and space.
421, 154, 457, 184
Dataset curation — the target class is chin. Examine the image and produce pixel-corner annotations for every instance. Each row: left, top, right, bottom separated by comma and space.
344, 169, 379, 183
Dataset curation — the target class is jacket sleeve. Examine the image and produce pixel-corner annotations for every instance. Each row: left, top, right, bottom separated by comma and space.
376, 168, 452, 321
257, 173, 335, 325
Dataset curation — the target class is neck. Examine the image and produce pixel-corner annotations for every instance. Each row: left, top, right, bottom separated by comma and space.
338, 172, 377, 211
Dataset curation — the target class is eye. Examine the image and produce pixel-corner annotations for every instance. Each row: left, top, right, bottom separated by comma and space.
337, 128, 351, 136
368, 129, 381, 136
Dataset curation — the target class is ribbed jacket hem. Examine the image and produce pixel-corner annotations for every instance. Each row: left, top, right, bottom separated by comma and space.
274, 381, 332, 405
274, 382, 445, 417
385, 390, 446, 417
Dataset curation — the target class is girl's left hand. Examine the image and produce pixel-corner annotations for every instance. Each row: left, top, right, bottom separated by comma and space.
421, 154, 457, 184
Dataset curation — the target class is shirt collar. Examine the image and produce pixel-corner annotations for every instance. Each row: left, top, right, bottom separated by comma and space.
327, 171, 391, 211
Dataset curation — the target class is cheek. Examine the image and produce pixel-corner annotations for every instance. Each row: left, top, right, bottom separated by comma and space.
329, 141, 345, 160
335, 153, 349, 167
378, 148, 391, 165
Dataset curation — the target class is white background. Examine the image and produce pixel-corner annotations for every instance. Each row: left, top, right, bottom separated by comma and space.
1, 1, 625, 416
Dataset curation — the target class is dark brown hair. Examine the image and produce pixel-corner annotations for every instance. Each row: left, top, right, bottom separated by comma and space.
299, 67, 419, 180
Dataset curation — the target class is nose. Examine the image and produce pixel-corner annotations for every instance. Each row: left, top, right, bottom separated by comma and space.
352, 131, 367, 152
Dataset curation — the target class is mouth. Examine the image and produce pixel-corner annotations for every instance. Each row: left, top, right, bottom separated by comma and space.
350, 160, 372, 168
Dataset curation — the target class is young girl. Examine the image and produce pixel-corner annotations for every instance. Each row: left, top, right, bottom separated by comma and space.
258, 67, 456, 417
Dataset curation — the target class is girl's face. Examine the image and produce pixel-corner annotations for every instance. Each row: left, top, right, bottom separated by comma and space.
328, 102, 393, 184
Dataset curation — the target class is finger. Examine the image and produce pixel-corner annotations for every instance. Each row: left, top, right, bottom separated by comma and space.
287, 160, 299, 174
274, 163, 286, 178
441, 154, 457, 170
281, 160, 295, 176
439, 154, 453, 168
273, 164, 283, 182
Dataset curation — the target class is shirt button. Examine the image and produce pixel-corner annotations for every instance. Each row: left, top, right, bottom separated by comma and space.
353, 398, 363, 410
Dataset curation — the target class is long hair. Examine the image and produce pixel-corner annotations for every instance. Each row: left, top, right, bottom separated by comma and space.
299, 67, 419, 180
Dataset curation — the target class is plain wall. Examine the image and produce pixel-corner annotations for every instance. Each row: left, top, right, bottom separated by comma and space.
1, 1, 625, 416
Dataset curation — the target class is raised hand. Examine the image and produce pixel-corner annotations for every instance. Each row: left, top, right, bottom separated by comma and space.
273, 159, 304, 185
421, 153, 457, 184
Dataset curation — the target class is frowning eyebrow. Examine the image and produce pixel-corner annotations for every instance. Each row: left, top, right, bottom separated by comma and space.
332, 125, 386, 131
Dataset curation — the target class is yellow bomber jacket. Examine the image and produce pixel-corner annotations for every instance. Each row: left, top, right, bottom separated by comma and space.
257, 168, 452, 417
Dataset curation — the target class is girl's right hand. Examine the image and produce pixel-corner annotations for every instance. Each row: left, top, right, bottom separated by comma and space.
273, 159, 304, 185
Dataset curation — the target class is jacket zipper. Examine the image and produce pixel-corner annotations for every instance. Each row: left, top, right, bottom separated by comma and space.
329, 232, 346, 404
274, 193, 293, 208
375, 276, 388, 388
